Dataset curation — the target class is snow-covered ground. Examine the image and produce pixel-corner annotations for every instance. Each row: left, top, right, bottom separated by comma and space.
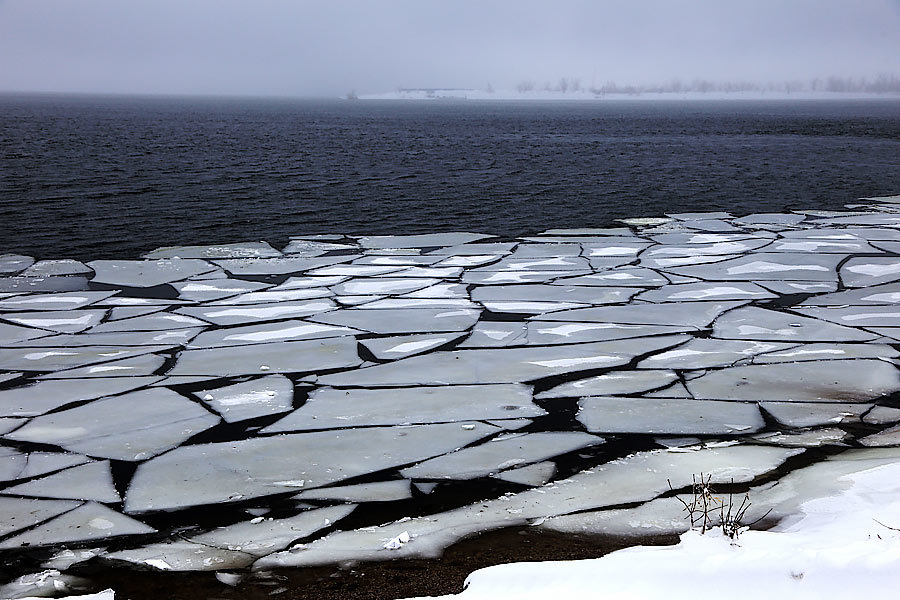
412, 459, 900, 599
357, 89, 900, 102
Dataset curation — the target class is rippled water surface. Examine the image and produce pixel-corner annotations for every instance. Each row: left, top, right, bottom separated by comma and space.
2, 94, 900, 259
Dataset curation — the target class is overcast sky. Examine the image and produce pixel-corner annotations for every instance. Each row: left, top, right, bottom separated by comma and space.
1, 0, 899, 96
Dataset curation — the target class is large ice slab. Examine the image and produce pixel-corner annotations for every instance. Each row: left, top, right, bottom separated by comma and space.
0, 377, 163, 417
0, 496, 81, 537
554, 267, 668, 287
472, 284, 638, 306
358, 233, 494, 249
841, 257, 900, 287
38, 352, 165, 379
124, 422, 500, 512
5, 388, 220, 461
0, 345, 172, 372
665, 252, 845, 281
636, 282, 775, 302
3, 460, 120, 503
309, 307, 481, 334
187, 320, 360, 348
752, 343, 899, 363
88, 259, 216, 287
0, 291, 117, 312
712, 306, 878, 342
175, 299, 336, 326
536, 370, 678, 399
525, 321, 695, 345
168, 337, 362, 377
794, 305, 900, 328
688, 360, 900, 403
399, 432, 603, 480
193, 375, 294, 422
316, 336, 689, 386
261, 384, 542, 432
143, 242, 281, 259
534, 301, 745, 328
2, 310, 106, 334
637, 338, 796, 369
170, 279, 271, 302
360, 333, 465, 359
293, 481, 412, 503
0, 502, 154, 548
213, 256, 351, 276
577, 397, 764, 434
760, 401, 873, 427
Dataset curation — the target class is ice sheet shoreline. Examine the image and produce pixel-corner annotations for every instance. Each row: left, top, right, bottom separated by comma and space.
356, 89, 900, 101
4, 193, 900, 598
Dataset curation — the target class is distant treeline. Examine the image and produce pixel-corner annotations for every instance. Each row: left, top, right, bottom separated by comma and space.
513, 75, 900, 94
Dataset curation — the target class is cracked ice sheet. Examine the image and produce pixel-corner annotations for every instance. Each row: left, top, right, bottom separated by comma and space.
21, 259, 92, 277
0, 291, 117, 311
637, 338, 796, 369
664, 252, 845, 281
105, 505, 357, 571
87, 259, 217, 287
193, 375, 293, 422
360, 333, 465, 359
171, 279, 272, 302
688, 360, 900, 403
711, 306, 878, 342
400, 432, 602, 480
294, 481, 412, 502
261, 384, 543, 432
5, 388, 220, 461
2, 452, 90, 483
577, 397, 765, 434
186, 320, 360, 348
536, 370, 678, 399
2, 310, 106, 334
841, 257, 900, 287
175, 299, 337, 326
124, 422, 501, 512
0, 377, 163, 417
309, 307, 481, 334
533, 301, 746, 328
168, 337, 362, 377
0, 502, 154, 549
316, 336, 689, 387
254, 445, 800, 568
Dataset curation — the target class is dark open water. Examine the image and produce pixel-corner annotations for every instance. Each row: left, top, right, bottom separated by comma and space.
2, 94, 900, 260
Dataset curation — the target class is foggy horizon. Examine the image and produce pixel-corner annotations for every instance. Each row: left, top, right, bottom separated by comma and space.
1, 0, 899, 98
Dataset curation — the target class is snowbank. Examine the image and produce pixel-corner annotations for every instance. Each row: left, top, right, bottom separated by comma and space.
410, 460, 900, 599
